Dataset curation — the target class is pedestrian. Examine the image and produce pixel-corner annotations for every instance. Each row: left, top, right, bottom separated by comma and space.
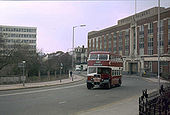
70, 71, 72, 78
70, 71, 73, 81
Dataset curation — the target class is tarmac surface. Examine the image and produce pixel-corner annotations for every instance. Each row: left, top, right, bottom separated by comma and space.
0, 74, 169, 115
77, 76, 169, 115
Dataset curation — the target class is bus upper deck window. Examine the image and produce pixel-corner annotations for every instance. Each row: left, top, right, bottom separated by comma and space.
89, 54, 98, 60
99, 54, 108, 60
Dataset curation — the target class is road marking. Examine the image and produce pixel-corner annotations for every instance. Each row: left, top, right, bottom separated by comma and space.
0, 83, 86, 97
59, 101, 66, 104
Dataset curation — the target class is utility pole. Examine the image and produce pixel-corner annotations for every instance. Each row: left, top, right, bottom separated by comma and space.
157, 0, 160, 89
72, 25, 86, 81
22, 61, 26, 86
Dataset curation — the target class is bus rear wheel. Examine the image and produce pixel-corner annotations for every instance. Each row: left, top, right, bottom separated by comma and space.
116, 79, 121, 87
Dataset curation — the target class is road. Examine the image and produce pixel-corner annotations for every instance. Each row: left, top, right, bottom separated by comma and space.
0, 73, 166, 115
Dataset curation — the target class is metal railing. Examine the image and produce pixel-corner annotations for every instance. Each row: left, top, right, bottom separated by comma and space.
139, 85, 170, 115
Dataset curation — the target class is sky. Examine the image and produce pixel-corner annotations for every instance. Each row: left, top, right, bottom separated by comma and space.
0, 0, 170, 53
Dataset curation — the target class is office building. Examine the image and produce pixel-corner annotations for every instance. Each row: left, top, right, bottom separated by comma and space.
0, 25, 37, 55
88, 7, 170, 76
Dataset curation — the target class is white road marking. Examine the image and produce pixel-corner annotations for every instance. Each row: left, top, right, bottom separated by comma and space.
0, 83, 86, 97
59, 101, 66, 104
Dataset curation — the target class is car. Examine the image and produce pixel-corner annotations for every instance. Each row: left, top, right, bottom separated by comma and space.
75, 68, 81, 71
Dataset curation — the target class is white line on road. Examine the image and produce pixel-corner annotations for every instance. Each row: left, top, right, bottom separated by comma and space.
0, 83, 86, 97
59, 101, 66, 104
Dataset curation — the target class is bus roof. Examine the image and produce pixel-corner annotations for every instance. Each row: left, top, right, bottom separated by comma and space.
89, 51, 121, 57
90, 51, 110, 54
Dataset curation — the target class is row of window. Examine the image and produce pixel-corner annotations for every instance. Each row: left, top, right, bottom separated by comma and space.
1, 33, 36, 38
89, 19, 170, 55
4, 39, 36, 44
112, 70, 122, 76
89, 29, 129, 55
0, 50, 36, 55
0, 45, 36, 49
0, 27, 36, 33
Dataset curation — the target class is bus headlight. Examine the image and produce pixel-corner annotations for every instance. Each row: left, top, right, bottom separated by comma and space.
101, 79, 104, 82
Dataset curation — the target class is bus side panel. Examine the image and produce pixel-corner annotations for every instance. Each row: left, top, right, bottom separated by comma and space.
111, 75, 121, 85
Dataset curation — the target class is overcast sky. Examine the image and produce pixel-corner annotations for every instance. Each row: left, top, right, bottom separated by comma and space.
0, 0, 170, 53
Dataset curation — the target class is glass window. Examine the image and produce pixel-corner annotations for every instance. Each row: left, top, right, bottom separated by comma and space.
125, 29, 129, 56
100, 36, 102, 50
97, 68, 111, 75
96, 37, 98, 51
159, 20, 164, 54
89, 54, 98, 60
113, 32, 117, 54
108, 34, 112, 52
92, 38, 95, 51
119, 31, 123, 55
104, 35, 107, 51
89, 39, 91, 52
88, 67, 97, 74
99, 54, 108, 60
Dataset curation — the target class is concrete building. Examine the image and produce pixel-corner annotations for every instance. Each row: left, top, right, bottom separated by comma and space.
88, 7, 170, 76
0, 25, 37, 54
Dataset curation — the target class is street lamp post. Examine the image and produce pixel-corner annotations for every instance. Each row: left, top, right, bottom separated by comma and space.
72, 25, 86, 81
157, 0, 160, 89
60, 63, 63, 83
22, 61, 26, 86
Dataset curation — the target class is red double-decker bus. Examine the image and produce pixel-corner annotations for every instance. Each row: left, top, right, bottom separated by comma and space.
86, 51, 123, 89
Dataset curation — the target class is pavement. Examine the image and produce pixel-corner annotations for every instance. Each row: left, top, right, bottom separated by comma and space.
0, 74, 169, 115
0, 74, 85, 91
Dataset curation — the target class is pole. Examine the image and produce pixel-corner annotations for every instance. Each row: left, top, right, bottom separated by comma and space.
22, 61, 25, 86
72, 26, 75, 81
135, 0, 136, 14
157, 0, 160, 88
72, 25, 85, 81
60, 67, 61, 83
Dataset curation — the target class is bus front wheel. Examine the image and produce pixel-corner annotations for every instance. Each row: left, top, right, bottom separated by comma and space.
106, 82, 111, 89
87, 83, 93, 89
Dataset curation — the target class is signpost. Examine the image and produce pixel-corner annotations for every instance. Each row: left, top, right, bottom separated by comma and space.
18, 61, 26, 86
60, 63, 63, 83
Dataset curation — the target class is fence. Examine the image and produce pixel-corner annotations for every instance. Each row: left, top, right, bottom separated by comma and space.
139, 85, 170, 115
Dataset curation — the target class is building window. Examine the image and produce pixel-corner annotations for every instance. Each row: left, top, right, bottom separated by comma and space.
148, 37, 153, 55
148, 23, 153, 55
125, 29, 129, 56
99, 36, 102, 51
148, 22, 153, 34
104, 35, 107, 51
108, 34, 112, 52
168, 19, 170, 54
139, 25, 144, 55
96, 37, 98, 51
119, 31, 123, 55
92, 38, 95, 51
113, 32, 117, 54
88, 39, 91, 52
133, 27, 136, 50
159, 20, 164, 54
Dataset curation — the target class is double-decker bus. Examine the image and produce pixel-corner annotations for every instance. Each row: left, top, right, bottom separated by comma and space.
86, 51, 123, 89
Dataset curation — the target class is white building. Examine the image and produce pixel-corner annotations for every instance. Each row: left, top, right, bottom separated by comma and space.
0, 25, 37, 54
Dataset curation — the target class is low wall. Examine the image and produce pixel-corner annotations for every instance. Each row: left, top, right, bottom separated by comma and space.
0, 76, 25, 84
